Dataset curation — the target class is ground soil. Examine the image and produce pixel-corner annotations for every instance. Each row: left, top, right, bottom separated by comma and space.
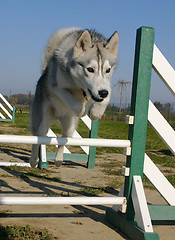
0, 145, 175, 240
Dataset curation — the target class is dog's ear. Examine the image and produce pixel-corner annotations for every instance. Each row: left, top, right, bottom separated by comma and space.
75, 30, 92, 53
105, 32, 119, 55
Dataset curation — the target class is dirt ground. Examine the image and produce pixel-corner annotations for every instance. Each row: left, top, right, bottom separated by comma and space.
0, 146, 175, 240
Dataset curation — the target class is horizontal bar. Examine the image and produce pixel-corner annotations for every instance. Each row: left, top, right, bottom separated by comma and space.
0, 135, 131, 148
0, 119, 12, 122
47, 128, 70, 153
0, 196, 126, 206
0, 162, 31, 167
46, 153, 89, 162
148, 204, 175, 221
0, 154, 89, 168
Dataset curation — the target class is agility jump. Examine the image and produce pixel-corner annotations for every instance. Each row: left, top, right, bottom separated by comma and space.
0, 93, 15, 123
0, 135, 131, 148
0, 27, 175, 240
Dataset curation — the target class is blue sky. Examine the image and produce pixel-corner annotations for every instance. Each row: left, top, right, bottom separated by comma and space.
0, 0, 175, 104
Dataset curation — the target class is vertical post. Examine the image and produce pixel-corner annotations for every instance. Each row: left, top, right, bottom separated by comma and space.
112, 104, 114, 121
87, 119, 99, 169
106, 27, 159, 240
12, 106, 16, 123
38, 145, 49, 169
124, 27, 155, 220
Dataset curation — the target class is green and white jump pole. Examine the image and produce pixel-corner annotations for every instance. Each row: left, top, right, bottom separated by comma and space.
106, 26, 168, 240
0, 93, 15, 123
38, 117, 99, 169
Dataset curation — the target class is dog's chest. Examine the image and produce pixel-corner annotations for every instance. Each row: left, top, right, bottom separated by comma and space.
67, 89, 89, 104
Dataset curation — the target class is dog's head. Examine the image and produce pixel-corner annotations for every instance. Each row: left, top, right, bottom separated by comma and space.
69, 30, 119, 102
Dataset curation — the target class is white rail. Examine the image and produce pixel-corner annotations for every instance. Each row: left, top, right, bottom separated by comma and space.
148, 100, 175, 155
0, 135, 131, 148
152, 44, 175, 96
0, 162, 30, 167
0, 112, 5, 119
144, 154, 175, 206
0, 196, 126, 206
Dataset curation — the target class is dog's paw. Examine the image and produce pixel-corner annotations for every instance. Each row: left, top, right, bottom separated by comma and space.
89, 100, 108, 120
89, 107, 104, 120
54, 146, 64, 167
54, 159, 63, 167
29, 157, 39, 168
75, 103, 86, 117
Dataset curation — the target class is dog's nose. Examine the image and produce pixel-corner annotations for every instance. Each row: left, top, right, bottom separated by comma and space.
98, 90, 108, 99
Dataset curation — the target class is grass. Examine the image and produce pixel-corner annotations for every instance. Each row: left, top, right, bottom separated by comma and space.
0, 224, 59, 240
1, 111, 175, 173
5, 166, 61, 183
0, 111, 168, 151
167, 175, 175, 186
1, 108, 175, 238
96, 120, 129, 154
102, 168, 122, 176
146, 152, 175, 168
80, 187, 105, 196
80, 186, 119, 196
14, 113, 31, 134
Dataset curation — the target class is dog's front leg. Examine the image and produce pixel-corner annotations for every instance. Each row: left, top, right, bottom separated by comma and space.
54, 115, 78, 167
54, 145, 64, 167
89, 95, 110, 120
30, 144, 40, 168
53, 88, 86, 117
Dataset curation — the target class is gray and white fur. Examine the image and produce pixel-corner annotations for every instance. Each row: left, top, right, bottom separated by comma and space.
30, 27, 119, 168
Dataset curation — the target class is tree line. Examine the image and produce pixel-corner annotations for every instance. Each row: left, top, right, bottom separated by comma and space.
1, 94, 174, 121
104, 102, 175, 122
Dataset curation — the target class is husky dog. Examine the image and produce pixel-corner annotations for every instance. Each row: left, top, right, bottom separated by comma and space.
30, 27, 119, 168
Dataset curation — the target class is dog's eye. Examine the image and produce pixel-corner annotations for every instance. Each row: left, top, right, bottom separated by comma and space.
106, 68, 111, 73
87, 67, 94, 73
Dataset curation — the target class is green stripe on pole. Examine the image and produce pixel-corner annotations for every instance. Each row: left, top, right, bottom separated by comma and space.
148, 205, 175, 221
46, 152, 89, 162
87, 120, 99, 169
12, 106, 16, 123
124, 27, 155, 220
106, 26, 158, 240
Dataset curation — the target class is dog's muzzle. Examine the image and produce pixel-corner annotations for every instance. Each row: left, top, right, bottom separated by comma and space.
88, 89, 108, 102
98, 90, 108, 99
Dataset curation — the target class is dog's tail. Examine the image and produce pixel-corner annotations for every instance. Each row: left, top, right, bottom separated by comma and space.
42, 27, 80, 72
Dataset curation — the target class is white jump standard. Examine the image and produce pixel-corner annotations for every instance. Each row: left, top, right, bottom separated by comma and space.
0, 93, 15, 123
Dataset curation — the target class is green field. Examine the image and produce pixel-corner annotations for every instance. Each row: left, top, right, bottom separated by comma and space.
0, 110, 175, 186
0, 110, 175, 239
1, 110, 175, 168
1, 110, 175, 190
